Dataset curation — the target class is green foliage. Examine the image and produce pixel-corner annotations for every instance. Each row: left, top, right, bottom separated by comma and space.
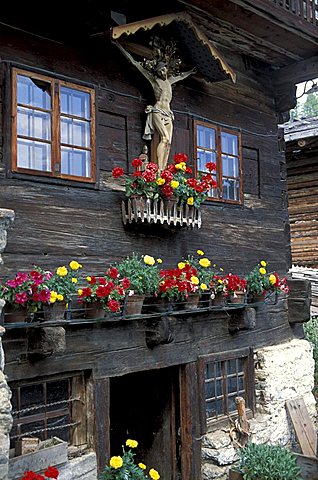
304, 315, 318, 399
237, 443, 302, 480
245, 264, 270, 296
115, 253, 160, 295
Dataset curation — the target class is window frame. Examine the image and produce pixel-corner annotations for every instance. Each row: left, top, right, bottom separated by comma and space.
9, 371, 89, 449
11, 68, 96, 183
198, 347, 254, 432
194, 119, 243, 205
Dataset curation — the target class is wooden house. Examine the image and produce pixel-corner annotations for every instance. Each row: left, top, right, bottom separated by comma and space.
0, 1, 317, 479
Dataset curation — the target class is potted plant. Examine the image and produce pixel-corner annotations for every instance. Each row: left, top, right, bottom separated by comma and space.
185, 250, 216, 306
229, 442, 302, 480
222, 273, 247, 304
114, 253, 160, 316
245, 261, 271, 303
77, 267, 130, 319
99, 438, 160, 480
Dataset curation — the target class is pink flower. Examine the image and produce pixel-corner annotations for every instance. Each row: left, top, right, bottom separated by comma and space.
15, 292, 28, 305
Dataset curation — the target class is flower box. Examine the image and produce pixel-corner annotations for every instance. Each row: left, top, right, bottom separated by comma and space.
9, 437, 68, 479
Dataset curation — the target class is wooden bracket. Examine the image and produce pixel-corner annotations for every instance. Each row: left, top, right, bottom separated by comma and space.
228, 307, 256, 333
145, 316, 175, 348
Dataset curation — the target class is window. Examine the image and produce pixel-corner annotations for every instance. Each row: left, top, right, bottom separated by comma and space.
199, 348, 254, 430
195, 120, 242, 203
9, 372, 88, 449
12, 68, 96, 182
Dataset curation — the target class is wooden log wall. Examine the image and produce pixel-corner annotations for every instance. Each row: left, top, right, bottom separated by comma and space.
286, 148, 318, 267
0, 23, 290, 282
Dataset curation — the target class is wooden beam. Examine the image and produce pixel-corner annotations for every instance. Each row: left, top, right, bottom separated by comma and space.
286, 397, 317, 458
273, 55, 318, 85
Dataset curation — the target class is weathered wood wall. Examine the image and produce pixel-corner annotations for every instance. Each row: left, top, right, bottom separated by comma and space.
0, 23, 290, 280
286, 148, 318, 267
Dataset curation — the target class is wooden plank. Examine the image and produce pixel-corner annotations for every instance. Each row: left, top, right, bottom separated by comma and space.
94, 377, 110, 474
286, 398, 317, 457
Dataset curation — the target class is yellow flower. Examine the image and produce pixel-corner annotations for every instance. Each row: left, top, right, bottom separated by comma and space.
86, 276, 91, 282
50, 297, 57, 304
126, 439, 138, 448
191, 276, 199, 285
178, 262, 186, 270
170, 180, 179, 189
260, 260, 267, 267
219, 267, 224, 272
138, 463, 146, 470
199, 258, 211, 268
110, 456, 123, 469
269, 274, 277, 285
56, 266, 68, 276
50, 291, 57, 304
187, 197, 194, 205
259, 267, 267, 275
197, 250, 204, 256
156, 177, 165, 185
78, 289, 83, 295
72, 278, 78, 284
144, 255, 155, 266
157, 258, 162, 264
175, 161, 186, 171
149, 468, 160, 480
200, 283, 208, 290
69, 260, 82, 270
56, 294, 64, 301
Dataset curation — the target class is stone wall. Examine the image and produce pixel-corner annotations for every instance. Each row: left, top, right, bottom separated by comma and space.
201, 339, 317, 480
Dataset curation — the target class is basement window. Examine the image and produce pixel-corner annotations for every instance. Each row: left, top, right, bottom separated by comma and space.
12, 68, 96, 182
199, 348, 254, 430
9, 372, 88, 450
194, 120, 242, 204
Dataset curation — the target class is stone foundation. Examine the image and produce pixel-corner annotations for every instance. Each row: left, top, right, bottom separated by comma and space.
201, 339, 317, 479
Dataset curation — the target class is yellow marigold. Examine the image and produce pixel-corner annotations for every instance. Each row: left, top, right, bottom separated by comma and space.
56, 294, 64, 301
138, 463, 146, 470
170, 180, 179, 189
149, 468, 160, 480
72, 278, 78, 284
219, 267, 224, 272
200, 283, 208, 290
259, 267, 267, 275
144, 255, 155, 266
69, 260, 82, 270
260, 260, 267, 267
199, 258, 211, 268
178, 262, 186, 270
191, 276, 199, 285
157, 258, 162, 264
57, 266, 68, 276
126, 439, 138, 448
187, 197, 194, 205
156, 178, 165, 185
110, 456, 123, 469
86, 276, 91, 282
78, 289, 83, 295
175, 162, 186, 171
269, 274, 277, 285
197, 250, 204, 256
50, 291, 57, 304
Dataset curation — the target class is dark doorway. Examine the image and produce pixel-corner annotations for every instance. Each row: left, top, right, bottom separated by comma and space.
110, 367, 180, 479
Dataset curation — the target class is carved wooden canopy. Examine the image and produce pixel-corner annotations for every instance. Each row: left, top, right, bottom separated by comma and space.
111, 12, 236, 84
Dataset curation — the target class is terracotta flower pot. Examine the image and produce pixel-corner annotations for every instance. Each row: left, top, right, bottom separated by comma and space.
228, 291, 246, 304
3, 304, 28, 324
211, 291, 224, 306
42, 302, 66, 322
182, 292, 200, 310
83, 300, 105, 319
124, 294, 145, 316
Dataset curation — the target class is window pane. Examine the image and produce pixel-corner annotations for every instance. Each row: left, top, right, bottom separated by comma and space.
61, 117, 90, 147
228, 359, 238, 375
60, 87, 90, 118
18, 107, 51, 140
206, 362, 215, 379
205, 379, 215, 399
228, 375, 238, 393
222, 155, 239, 177
221, 132, 238, 155
61, 147, 91, 177
20, 384, 44, 415
227, 394, 237, 413
238, 375, 245, 392
17, 75, 51, 109
18, 139, 51, 171
197, 125, 216, 149
222, 178, 240, 201
47, 379, 69, 412
47, 415, 70, 443
215, 398, 224, 415
21, 420, 45, 441
206, 399, 217, 418
197, 150, 216, 172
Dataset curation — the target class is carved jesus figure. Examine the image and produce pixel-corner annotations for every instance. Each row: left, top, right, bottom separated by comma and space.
116, 41, 196, 170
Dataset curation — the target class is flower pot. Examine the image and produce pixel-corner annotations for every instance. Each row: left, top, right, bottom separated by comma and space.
228, 291, 246, 304
3, 304, 28, 324
248, 292, 266, 303
211, 292, 225, 306
182, 292, 200, 311
149, 298, 176, 314
42, 302, 66, 322
199, 289, 212, 308
124, 294, 145, 316
83, 301, 105, 319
